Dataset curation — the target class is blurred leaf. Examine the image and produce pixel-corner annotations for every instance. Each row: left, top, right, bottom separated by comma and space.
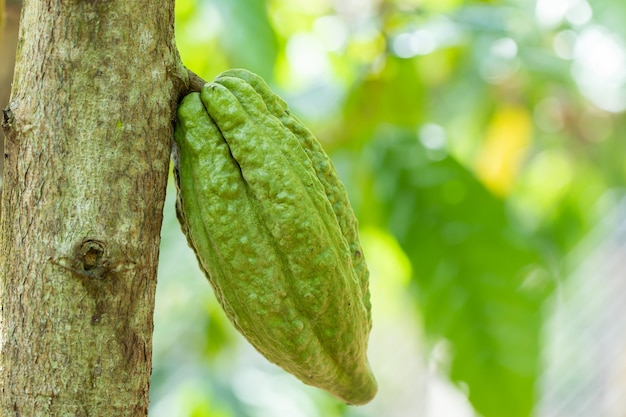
420, 0, 464, 13
180, 386, 235, 417
362, 126, 551, 417
175, 0, 230, 78
342, 58, 425, 144
534, 163, 608, 258
211, 0, 278, 80
203, 298, 238, 362
475, 105, 533, 196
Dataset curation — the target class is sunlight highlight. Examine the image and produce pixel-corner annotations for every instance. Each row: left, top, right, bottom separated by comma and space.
535, 0, 592, 28
572, 26, 626, 112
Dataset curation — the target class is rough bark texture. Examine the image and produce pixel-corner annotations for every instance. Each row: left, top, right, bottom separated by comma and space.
0, 0, 186, 415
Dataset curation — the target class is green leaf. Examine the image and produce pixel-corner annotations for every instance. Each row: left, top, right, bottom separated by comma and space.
342, 58, 425, 143
211, 0, 278, 80
203, 299, 238, 362
363, 126, 551, 417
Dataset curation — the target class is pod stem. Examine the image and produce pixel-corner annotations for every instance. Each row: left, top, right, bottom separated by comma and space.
186, 68, 207, 93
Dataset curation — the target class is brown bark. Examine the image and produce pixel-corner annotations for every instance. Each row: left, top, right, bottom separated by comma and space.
0, 0, 187, 415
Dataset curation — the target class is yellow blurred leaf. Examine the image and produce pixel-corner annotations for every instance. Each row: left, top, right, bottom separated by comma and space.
420, 0, 464, 13
360, 227, 413, 318
476, 106, 532, 196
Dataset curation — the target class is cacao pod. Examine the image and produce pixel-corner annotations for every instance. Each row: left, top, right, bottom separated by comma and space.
173, 69, 377, 405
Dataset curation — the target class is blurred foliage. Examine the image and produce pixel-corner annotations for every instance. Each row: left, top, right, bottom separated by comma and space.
153, 0, 626, 416
361, 126, 548, 417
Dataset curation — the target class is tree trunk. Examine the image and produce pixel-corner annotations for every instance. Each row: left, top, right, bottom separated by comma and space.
0, 0, 187, 415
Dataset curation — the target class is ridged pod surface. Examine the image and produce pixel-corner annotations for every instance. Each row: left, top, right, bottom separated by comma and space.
173, 70, 376, 405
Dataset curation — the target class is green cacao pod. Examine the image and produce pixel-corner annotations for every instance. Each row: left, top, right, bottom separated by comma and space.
173, 69, 377, 405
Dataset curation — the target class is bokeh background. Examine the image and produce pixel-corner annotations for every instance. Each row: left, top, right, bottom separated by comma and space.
2, 0, 626, 416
